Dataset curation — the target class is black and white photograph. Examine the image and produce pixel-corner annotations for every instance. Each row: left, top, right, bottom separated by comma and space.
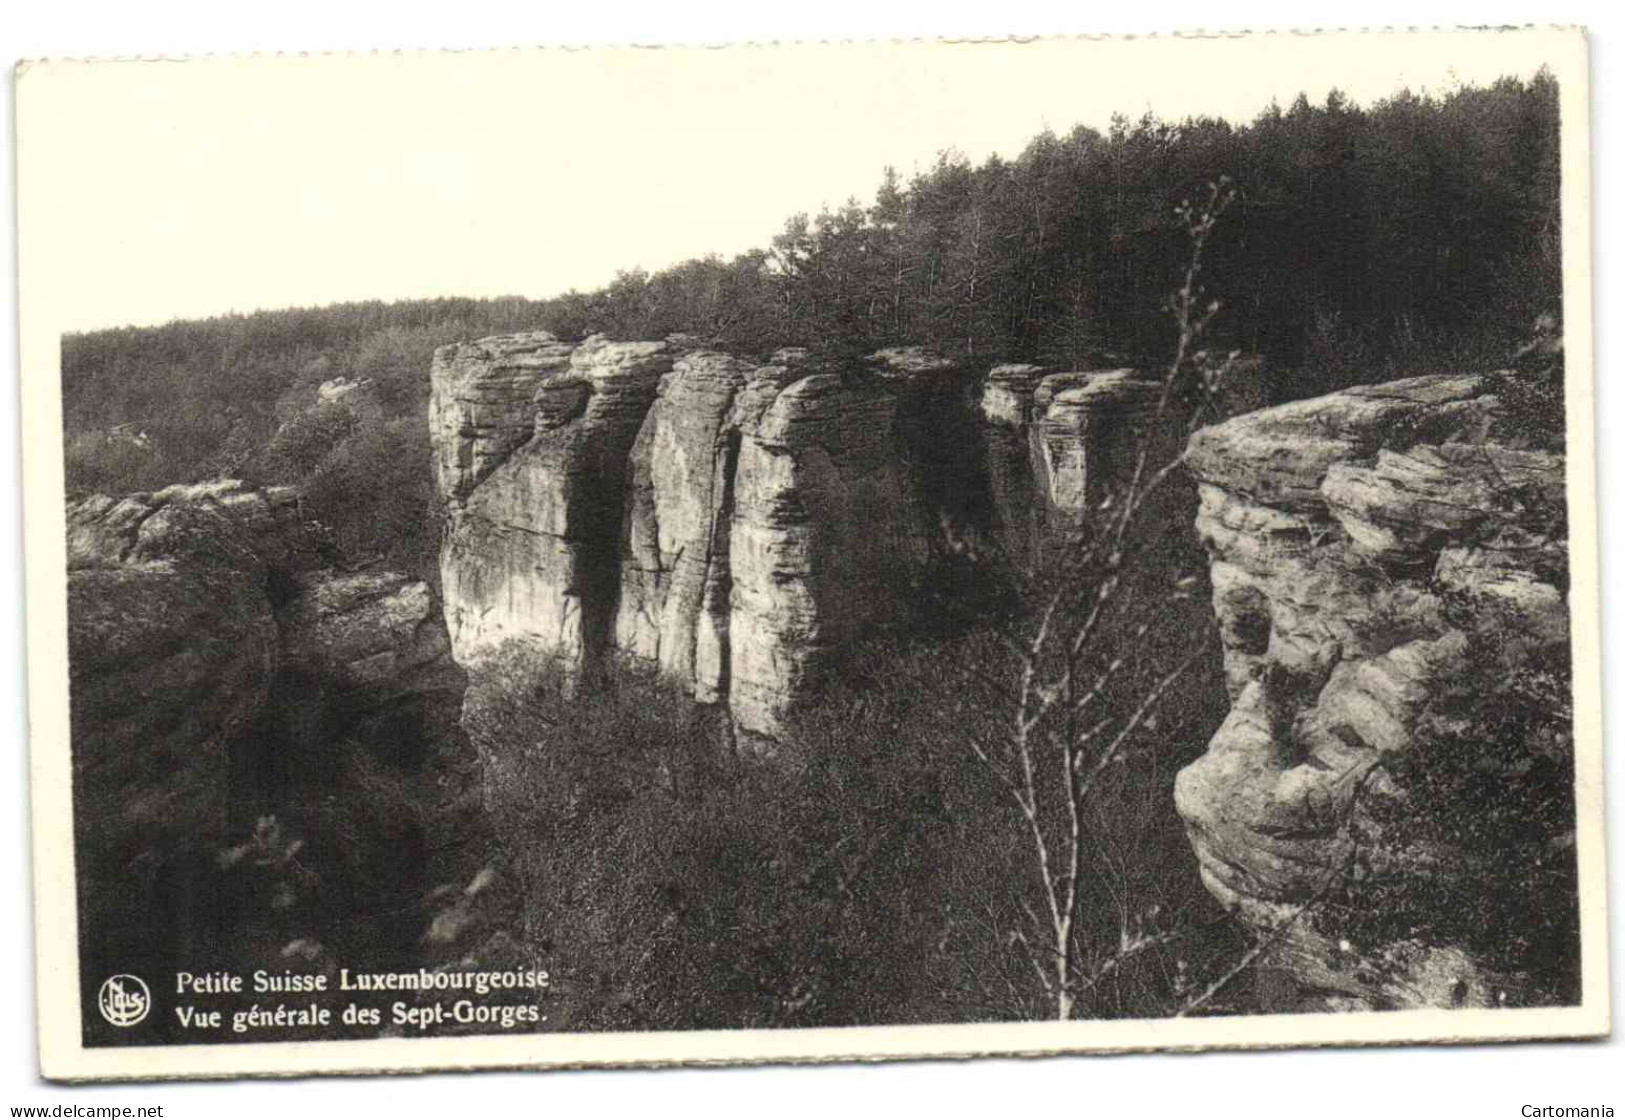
11, 21, 1608, 1085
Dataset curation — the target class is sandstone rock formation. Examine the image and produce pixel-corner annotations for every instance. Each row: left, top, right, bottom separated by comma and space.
66, 481, 321, 1006
725, 367, 927, 734
979, 364, 1051, 568
436, 334, 671, 681
430, 331, 578, 503
274, 566, 468, 793
66, 479, 489, 1035
615, 349, 760, 702
1036, 371, 1167, 519
433, 334, 1248, 739
1174, 375, 1573, 1010
978, 367, 1172, 566
66, 483, 305, 901
66, 483, 462, 776
979, 363, 1047, 428
434, 334, 932, 738
278, 569, 461, 702
619, 350, 927, 730
68, 477, 319, 573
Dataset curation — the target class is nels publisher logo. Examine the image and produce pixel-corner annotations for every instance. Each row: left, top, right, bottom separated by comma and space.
97, 974, 151, 1028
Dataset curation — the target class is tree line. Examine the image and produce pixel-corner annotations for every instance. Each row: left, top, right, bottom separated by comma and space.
60, 72, 1561, 575
540, 72, 1560, 384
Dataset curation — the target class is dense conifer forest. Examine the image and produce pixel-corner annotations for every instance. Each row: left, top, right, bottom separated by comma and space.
62, 73, 1560, 578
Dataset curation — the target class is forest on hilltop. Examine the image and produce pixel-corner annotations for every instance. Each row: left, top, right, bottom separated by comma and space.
62, 72, 1561, 578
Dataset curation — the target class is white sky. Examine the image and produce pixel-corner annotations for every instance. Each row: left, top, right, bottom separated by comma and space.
18, 31, 1560, 333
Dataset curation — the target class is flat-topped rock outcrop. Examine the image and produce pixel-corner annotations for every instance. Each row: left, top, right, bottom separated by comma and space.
977, 367, 1176, 567
437, 335, 672, 686
433, 335, 933, 738
66, 483, 308, 890
432, 335, 1234, 740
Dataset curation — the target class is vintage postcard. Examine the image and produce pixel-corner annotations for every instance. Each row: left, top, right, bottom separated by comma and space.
14, 25, 1606, 1081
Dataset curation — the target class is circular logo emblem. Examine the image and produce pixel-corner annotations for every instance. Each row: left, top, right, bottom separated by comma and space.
97, 974, 151, 1028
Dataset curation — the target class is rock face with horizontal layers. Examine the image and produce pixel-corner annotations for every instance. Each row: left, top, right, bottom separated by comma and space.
978, 367, 1172, 566
437, 338, 1242, 739
1036, 371, 1166, 519
430, 331, 578, 502
1174, 374, 1573, 1010
436, 334, 673, 682
726, 367, 928, 735
434, 335, 933, 739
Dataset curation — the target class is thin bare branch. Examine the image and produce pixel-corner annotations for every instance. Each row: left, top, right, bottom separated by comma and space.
1076, 630, 1215, 803
1073, 929, 1189, 999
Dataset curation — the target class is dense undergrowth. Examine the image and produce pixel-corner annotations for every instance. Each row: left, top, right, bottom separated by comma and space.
467, 619, 1240, 1029
1311, 594, 1581, 1006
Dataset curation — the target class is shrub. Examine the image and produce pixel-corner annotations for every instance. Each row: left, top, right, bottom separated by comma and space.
1312, 636, 1579, 1005
1488, 314, 1566, 452
261, 401, 358, 480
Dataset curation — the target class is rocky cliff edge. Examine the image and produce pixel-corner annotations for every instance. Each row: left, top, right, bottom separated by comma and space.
1175, 374, 1574, 1010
